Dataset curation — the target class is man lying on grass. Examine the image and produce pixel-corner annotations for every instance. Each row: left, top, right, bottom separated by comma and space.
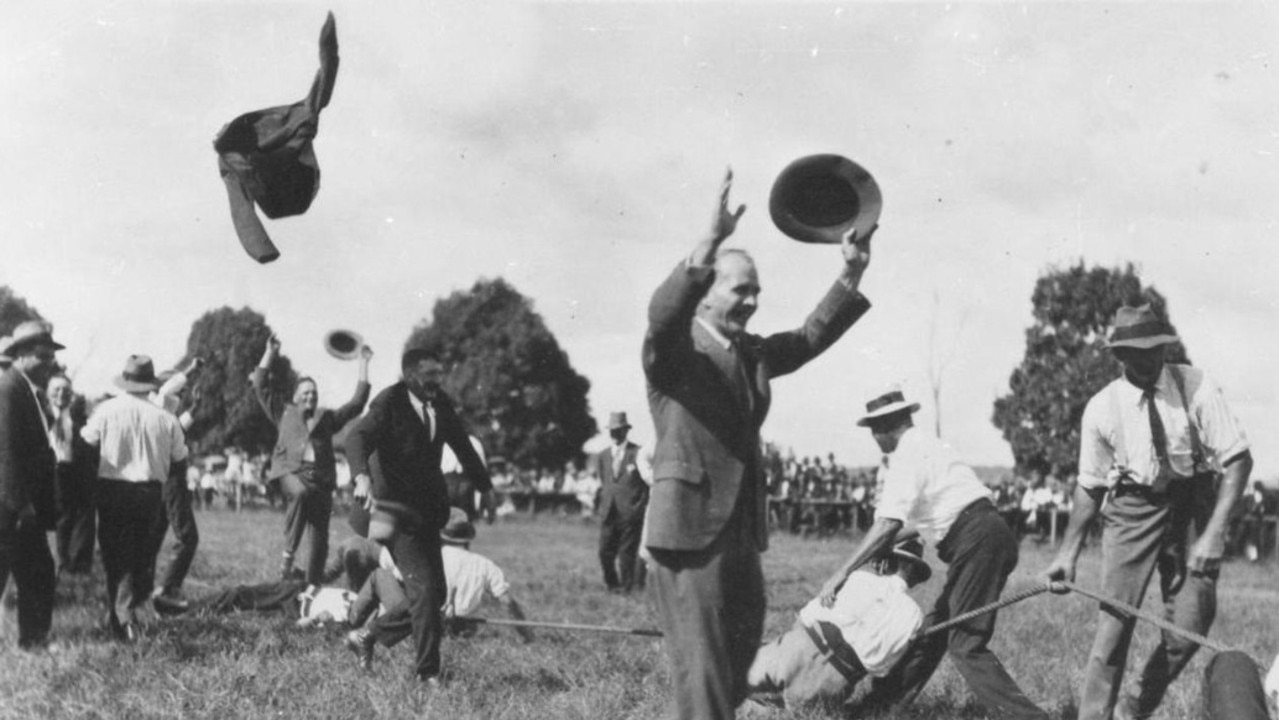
744, 533, 930, 712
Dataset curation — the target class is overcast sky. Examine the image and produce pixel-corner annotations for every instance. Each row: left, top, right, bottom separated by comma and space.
3, 1, 1277, 475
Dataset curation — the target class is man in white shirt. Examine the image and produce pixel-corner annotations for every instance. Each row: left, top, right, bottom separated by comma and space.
81, 354, 189, 642
344, 508, 531, 670
819, 385, 1048, 719
746, 534, 930, 710
1045, 305, 1252, 720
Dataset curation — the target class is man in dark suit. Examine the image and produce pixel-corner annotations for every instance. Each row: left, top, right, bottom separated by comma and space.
46, 374, 98, 577
253, 334, 371, 584
595, 411, 650, 593
0, 322, 64, 648
346, 347, 492, 684
643, 170, 873, 719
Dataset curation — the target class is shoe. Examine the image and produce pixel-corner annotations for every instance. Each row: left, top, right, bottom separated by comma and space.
120, 623, 140, 644
345, 629, 375, 671
152, 592, 190, 615
418, 675, 442, 690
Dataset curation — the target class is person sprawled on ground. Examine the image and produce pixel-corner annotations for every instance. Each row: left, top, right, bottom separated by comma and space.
744, 533, 930, 712
160, 537, 404, 630
344, 508, 533, 670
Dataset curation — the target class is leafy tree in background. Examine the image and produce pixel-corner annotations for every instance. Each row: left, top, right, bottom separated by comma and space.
181, 307, 297, 456
0, 286, 45, 339
406, 278, 598, 472
991, 262, 1189, 480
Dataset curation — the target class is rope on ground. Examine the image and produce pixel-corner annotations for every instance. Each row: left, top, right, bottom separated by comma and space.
472, 617, 664, 637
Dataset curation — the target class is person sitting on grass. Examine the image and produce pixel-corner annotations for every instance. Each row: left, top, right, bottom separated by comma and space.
344, 508, 533, 671
744, 533, 930, 712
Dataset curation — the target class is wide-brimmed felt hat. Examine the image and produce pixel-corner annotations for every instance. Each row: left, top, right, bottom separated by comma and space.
440, 507, 476, 545
1106, 304, 1179, 350
769, 154, 883, 245
114, 354, 160, 393
856, 384, 920, 427
889, 531, 932, 584
2, 320, 64, 357
607, 412, 631, 431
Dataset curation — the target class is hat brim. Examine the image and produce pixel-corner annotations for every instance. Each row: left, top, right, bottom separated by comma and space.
856, 401, 920, 427
892, 551, 932, 583
4, 336, 65, 356
1107, 334, 1178, 350
769, 154, 882, 245
114, 376, 159, 393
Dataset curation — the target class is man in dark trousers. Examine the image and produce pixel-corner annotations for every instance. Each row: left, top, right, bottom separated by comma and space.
594, 411, 650, 593
46, 374, 98, 578
0, 321, 63, 649
346, 346, 492, 685
253, 334, 371, 584
820, 386, 1049, 719
642, 169, 873, 720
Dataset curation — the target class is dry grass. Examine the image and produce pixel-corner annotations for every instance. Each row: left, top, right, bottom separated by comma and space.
1, 508, 1275, 719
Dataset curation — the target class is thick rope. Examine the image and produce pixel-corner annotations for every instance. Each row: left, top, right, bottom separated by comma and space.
913, 584, 1053, 639
1056, 579, 1233, 654
471, 617, 664, 637
915, 580, 1242, 660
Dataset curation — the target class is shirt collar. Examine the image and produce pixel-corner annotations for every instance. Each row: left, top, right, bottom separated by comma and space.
16, 367, 39, 397
695, 316, 734, 350
407, 389, 426, 415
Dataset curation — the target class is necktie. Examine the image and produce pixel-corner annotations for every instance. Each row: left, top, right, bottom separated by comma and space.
423, 402, 435, 443
727, 342, 752, 412
1143, 388, 1173, 492
613, 447, 624, 479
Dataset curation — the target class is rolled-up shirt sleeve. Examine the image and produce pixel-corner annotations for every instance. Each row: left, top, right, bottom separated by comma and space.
874, 459, 921, 524
1194, 373, 1249, 466
1077, 395, 1112, 490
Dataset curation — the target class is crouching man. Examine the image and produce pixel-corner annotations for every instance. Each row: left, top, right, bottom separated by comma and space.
745, 534, 931, 711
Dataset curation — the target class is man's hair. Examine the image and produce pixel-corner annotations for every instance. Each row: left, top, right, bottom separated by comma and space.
401, 347, 441, 371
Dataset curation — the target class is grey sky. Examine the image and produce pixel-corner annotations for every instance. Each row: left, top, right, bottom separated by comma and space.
3, 2, 1276, 473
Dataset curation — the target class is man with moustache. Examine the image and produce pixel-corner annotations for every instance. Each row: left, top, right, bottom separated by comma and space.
253, 334, 371, 584
0, 321, 63, 648
345, 347, 493, 685
642, 169, 873, 719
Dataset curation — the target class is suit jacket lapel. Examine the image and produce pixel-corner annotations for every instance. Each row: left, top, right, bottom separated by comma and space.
693, 322, 751, 415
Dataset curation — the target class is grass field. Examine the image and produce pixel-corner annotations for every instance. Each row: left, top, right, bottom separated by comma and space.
1, 507, 1275, 720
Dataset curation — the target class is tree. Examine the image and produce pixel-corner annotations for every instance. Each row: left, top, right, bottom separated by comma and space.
0, 285, 45, 339
991, 262, 1189, 480
181, 307, 297, 456
405, 278, 598, 472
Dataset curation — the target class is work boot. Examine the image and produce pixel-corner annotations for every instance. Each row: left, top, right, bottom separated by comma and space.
345, 629, 375, 671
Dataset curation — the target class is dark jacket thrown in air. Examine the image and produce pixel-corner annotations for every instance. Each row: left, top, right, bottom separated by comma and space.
214, 12, 339, 264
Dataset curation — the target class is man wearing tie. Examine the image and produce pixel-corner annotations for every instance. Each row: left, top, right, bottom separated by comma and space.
0, 321, 63, 648
346, 347, 492, 685
594, 411, 650, 594
642, 169, 873, 719
1046, 304, 1253, 720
